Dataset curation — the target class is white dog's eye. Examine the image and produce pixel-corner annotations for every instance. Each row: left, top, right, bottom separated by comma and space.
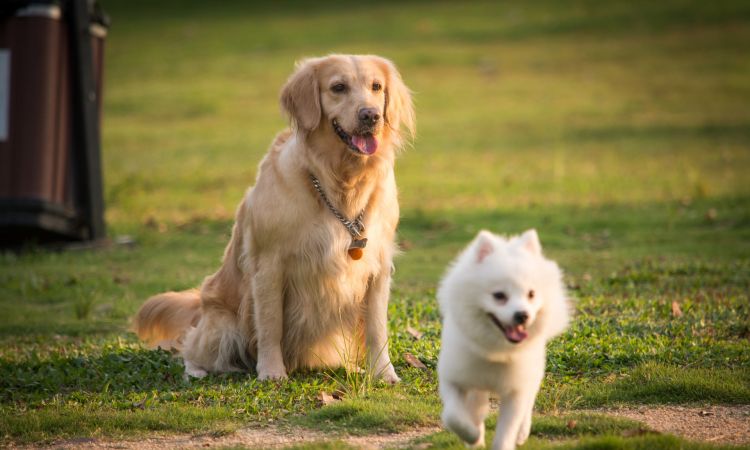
528, 290, 535, 300
372, 81, 382, 92
331, 83, 347, 93
492, 291, 508, 302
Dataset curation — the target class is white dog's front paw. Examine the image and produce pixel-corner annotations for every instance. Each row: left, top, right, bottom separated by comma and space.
443, 411, 481, 446
516, 411, 532, 445
490, 434, 516, 450
516, 426, 530, 446
376, 363, 400, 384
466, 422, 485, 448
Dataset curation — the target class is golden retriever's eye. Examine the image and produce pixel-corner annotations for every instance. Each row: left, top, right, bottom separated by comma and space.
528, 290, 535, 300
331, 83, 347, 93
372, 82, 382, 92
492, 291, 508, 302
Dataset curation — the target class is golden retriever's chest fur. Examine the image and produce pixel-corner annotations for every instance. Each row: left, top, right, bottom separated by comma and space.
284, 212, 384, 307
241, 137, 397, 370
275, 193, 392, 369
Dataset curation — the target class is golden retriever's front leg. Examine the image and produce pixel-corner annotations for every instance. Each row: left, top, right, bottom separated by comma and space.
252, 254, 287, 380
364, 270, 400, 383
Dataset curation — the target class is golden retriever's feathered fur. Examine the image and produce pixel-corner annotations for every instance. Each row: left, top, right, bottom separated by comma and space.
133, 55, 414, 381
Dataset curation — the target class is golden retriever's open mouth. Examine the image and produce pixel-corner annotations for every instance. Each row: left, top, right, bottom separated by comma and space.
487, 313, 528, 344
333, 119, 378, 155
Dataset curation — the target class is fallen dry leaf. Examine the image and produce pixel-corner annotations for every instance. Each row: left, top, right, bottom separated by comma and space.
671, 301, 683, 318
403, 352, 427, 369
407, 326, 423, 340
317, 391, 339, 406
399, 239, 415, 250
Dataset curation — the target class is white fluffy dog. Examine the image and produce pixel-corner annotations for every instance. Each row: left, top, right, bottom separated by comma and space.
437, 229, 571, 450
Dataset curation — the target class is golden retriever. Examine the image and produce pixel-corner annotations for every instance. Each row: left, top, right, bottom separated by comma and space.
133, 55, 415, 382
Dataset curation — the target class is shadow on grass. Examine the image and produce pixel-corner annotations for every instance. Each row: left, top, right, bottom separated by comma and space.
586, 363, 750, 406
0, 346, 186, 403
0, 403, 237, 445
565, 122, 750, 144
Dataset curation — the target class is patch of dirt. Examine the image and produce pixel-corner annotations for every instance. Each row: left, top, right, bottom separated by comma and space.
20, 405, 750, 449
40, 426, 441, 449
598, 405, 750, 445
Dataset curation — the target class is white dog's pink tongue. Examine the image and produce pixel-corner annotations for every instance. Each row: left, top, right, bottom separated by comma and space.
352, 135, 378, 155
504, 325, 528, 343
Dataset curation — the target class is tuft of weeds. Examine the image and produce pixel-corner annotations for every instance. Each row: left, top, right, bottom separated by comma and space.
319, 321, 377, 400
73, 296, 96, 320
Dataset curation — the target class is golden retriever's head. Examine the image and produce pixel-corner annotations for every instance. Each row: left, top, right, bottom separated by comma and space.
281, 55, 415, 157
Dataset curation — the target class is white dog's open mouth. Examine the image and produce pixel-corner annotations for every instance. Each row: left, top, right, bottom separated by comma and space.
487, 313, 528, 344
333, 119, 378, 155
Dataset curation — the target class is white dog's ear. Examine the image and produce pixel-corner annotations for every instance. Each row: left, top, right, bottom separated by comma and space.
373, 56, 415, 147
280, 58, 321, 133
519, 229, 542, 255
474, 230, 495, 263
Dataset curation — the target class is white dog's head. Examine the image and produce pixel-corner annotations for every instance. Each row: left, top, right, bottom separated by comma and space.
438, 229, 570, 351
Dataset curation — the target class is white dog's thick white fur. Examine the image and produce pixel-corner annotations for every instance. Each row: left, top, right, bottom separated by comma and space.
437, 229, 571, 450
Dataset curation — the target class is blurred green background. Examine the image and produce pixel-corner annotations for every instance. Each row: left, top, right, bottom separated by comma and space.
99, 0, 750, 286
1, 0, 749, 446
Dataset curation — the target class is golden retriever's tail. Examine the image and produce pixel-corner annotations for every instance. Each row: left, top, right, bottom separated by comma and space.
132, 289, 201, 350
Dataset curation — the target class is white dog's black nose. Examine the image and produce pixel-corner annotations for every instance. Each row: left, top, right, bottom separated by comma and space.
358, 107, 380, 126
513, 311, 529, 325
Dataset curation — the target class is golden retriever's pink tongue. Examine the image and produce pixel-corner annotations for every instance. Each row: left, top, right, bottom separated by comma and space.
352, 135, 378, 155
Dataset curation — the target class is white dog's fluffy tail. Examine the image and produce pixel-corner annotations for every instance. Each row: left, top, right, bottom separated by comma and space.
132, 289, 201, 350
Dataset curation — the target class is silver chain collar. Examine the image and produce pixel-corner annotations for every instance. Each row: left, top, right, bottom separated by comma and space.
309, 173, 365, 238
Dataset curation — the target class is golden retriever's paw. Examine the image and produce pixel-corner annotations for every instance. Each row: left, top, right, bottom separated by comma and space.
257, 365, 288, 381
377, 363, 401, 384
183, 360, 208, 379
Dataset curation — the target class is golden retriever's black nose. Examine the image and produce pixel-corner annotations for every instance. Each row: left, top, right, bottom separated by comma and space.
513, 311, 529, 325
358, 107, 380, 126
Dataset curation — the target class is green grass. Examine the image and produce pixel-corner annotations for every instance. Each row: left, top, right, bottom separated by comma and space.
292, 391, 439, 435
419, 431, 748, 450
1, 0, 749, 447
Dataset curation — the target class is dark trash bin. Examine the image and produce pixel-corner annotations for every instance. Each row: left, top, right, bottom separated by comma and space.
0, 0, 108, 248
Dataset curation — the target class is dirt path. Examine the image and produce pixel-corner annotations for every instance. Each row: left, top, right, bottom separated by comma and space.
35, 405, 750, 449
600, 405, 750, 446
43, 426, 442, 449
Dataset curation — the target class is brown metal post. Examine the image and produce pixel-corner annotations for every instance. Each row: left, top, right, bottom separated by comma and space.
66, 0, 105, 241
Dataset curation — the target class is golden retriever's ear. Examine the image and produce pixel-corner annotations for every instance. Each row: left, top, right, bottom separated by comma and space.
374, 57, 415, 146
280, 58, 321, 133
